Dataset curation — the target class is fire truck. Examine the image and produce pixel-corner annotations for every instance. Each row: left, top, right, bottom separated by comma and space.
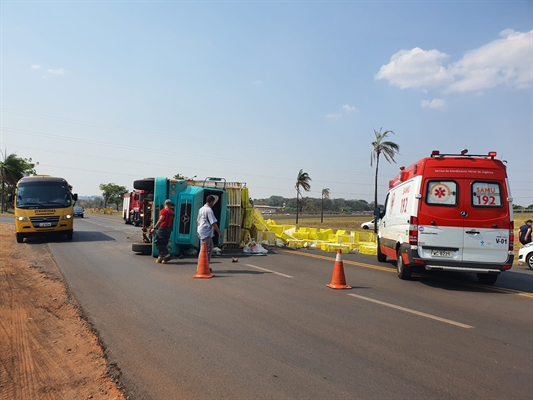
122, 190, 145, 226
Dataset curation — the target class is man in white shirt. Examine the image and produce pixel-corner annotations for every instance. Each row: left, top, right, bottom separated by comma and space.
197, 195, 223, 264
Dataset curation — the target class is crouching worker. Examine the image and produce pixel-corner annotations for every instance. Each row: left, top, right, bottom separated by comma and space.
151, 199, 175, 262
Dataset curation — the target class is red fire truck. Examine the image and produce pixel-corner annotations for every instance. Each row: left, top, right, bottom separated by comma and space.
122, 190, 145, 226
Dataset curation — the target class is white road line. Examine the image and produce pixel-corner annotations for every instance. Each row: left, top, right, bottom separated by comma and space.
245, 264, 293, 278
347, 294, 474, 329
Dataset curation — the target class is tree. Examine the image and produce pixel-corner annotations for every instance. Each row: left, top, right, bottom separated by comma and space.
371, 128, 400, 232
0, 150, 38, 212
321, 188, 330, 223
99, 183, 128, 209
295, 169, 312, 224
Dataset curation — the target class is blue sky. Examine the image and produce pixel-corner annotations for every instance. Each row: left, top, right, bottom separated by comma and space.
1, 1, 532, 205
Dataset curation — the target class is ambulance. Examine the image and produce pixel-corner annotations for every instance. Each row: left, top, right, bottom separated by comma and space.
376, 150, 514, 285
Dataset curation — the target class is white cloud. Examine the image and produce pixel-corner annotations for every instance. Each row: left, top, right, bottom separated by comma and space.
341, 104, 359, 114
325, 104, 359, 119
31, 64, 40, 70
47, 68, 66, 75
421, 98, 447, 110
375, 29, 533, 93
447, 29, 532, 92
375, 47, 453, 89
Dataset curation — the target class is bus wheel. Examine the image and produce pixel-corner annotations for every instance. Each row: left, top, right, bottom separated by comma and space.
66, 232, 73, 241
477, 273, 498, 285
397, 249, 412, 280
16, 233, 24, 243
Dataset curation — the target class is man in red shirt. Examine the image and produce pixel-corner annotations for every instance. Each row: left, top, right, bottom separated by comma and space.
151, 199, 175, 262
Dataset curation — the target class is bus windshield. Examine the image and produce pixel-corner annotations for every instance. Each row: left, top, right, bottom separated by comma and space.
16, 182, 73, 209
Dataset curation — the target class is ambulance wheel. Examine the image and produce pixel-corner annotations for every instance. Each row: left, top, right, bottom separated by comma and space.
477, 273, 498, 285
396, 249, 412, 280
133, 178, 155, 191
377, 240, 386, 262
526, 254, 533, 271
16, 233, 24, 243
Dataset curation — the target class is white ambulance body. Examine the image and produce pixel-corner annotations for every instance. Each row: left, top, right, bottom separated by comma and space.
376, 150, 514, 285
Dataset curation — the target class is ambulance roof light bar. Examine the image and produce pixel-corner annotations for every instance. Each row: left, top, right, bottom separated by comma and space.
488, 151, 497, 158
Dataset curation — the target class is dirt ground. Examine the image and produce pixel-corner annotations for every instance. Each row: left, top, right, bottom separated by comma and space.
0, 223, 125, 400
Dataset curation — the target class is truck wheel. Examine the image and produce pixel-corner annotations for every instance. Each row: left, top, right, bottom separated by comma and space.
132, 243, 152, 255
526, 253, 533, 271
16, 233, 24, 243
397, 249, 412, 280
133, 178, 155, 191
477, 273, 498, 285
377, 240, 386, 262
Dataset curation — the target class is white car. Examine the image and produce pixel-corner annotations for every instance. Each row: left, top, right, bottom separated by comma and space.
360, 219, 378, 230
518, 243, 533, 270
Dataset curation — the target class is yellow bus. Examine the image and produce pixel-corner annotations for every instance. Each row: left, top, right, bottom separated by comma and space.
10, 175, 78, 243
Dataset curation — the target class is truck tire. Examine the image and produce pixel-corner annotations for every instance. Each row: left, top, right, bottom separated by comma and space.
477, 273, 498, 285
132, 242, 152, 255
377, 240, 386, 262
16, 233, 24, 243
133, 178, 155, 191
397, 249, 412, 280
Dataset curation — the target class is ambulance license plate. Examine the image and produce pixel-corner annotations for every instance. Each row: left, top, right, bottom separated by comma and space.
431, 250, 452, 257
39, 222, 52, 227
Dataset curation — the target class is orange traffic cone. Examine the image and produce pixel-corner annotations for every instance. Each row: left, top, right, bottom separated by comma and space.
194, 242, 214, 279
326, 249, 351, 289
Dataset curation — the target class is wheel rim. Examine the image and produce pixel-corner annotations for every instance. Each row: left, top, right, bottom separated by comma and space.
397, 253, 403, 274
528, 255, 533, 270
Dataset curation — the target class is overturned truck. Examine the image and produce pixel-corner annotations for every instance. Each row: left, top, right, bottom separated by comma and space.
131, 177, 247, 258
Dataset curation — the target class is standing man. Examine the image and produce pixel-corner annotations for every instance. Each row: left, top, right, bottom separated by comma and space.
151, 199, 175, 262
519, 219, 532, 245
197, 195, 223, 264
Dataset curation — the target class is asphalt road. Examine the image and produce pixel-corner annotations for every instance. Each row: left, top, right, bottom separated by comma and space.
4, 214, 533, 399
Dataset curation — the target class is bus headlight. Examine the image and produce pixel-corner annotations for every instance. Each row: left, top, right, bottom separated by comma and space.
17, 216, 28, 222
62, 214, 73, 220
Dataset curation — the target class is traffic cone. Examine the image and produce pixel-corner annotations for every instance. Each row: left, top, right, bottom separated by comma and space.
326, 249, 351, 289
194, 242, 214, 279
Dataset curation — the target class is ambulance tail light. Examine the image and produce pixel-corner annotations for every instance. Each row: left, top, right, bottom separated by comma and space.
509, 221, 514, 252
409, 216, 418, 245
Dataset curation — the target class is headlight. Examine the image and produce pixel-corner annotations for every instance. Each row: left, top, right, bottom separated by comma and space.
17, 216, 28, 222
62, 214, 73, 220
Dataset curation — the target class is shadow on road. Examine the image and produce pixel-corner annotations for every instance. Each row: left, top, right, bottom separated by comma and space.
381, 261, 533, 294
24, 231, 116, 244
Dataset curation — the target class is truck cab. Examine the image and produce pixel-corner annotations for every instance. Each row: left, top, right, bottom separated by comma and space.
131, 177, 229, 258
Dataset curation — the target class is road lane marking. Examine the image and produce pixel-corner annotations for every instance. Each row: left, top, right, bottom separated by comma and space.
279, 249, 394, 272
347, 294, 474, 329
245, 264, 293, 278
280, 250, 533, 298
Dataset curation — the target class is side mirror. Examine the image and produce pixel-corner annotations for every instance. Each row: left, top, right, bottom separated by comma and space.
8, 194, 13, 203
140, 194, 145, 202
373, 207, 381, 219
73, 193, 78, 202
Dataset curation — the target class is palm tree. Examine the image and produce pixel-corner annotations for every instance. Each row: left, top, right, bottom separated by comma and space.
321, 187, 330, 223
295, 169, 312, 224
0, 151, 26, 212
371, 128, 400, 233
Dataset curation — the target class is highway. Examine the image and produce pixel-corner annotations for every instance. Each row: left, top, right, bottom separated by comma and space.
3, 214, 533, 399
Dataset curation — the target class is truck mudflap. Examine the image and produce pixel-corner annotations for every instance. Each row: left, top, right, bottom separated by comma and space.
401, 244, 514, 273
